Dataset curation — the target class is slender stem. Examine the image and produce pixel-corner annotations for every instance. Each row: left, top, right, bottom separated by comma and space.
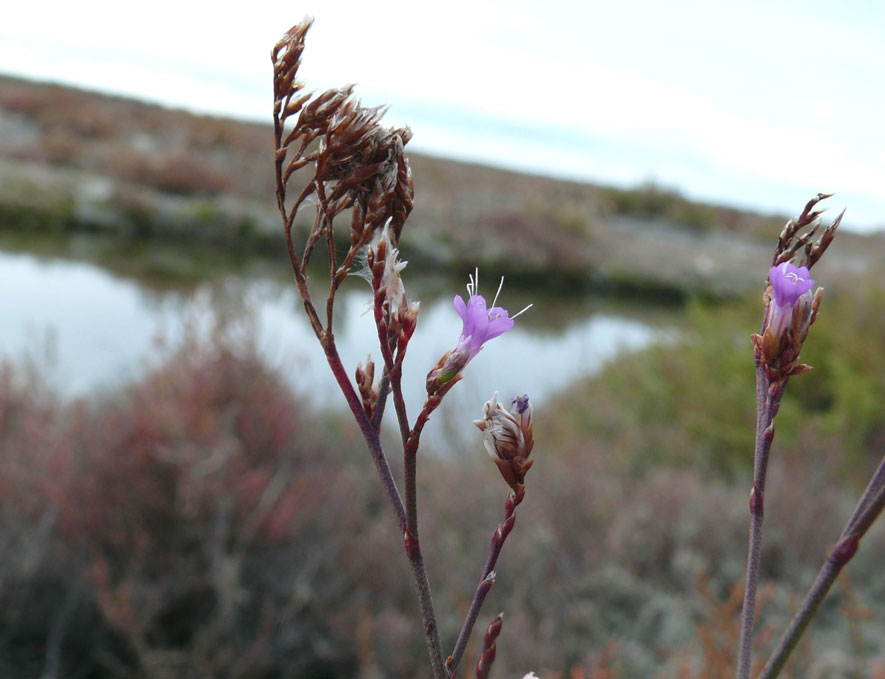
370, 290, 416, 536
321, 336, 447, 679
737, 372, 784, 679
372, 304, 409, 446
371, 370, 391, 432
758, 458, 885, 679
845, 455, 885, 534
447, 492, 522, 676
322, 335, 406, 531
402, 397, 442, 538
390, 363, 410, 445
406, 535, 448, 679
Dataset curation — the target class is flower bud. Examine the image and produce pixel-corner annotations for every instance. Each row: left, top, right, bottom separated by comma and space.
474, 392, 535, 495
425, 349, 466, 396
371, 223, 407, 311
355, 356, 377, 418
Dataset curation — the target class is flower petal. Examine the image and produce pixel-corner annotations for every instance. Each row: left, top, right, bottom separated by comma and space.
769, 262, 815, 307
482, 306, 514, 342
453, 294, 468, 320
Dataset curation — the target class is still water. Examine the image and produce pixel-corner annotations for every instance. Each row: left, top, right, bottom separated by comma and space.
0, 248, 666, 451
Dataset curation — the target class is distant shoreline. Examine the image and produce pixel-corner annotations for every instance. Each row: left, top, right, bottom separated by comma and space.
1, 75, 881, 299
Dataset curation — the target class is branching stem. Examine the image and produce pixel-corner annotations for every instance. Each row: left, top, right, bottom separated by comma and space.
447, 491, 523, 676
320, 335, 447, 678
757, 456, 885, 679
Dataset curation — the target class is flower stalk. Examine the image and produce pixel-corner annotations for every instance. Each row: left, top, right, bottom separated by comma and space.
758, 455, 885, 679
271, 20, 534, 679
447, 491, 522, 676
448, 393, 534, 676
272, 19, 448, 678
736, 195, 842, 679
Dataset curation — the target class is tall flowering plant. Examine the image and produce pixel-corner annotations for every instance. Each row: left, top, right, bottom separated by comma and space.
737, 195, 885, 679
272, 19, 533, 679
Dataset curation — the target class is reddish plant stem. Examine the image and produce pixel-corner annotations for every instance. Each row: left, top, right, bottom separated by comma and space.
474, 614, 503, 679
321, 335, 447, 678
371, 370, 391, 432
447, 492, 522, 677
370, 292, 416, 538
390, 363, 410, 446
322, 334, 406, 531
758, 456, 885, 679
274, 132, 322, 341
403, 397, 442, 539
372, 296, 410, 446
737, 369, 784, 679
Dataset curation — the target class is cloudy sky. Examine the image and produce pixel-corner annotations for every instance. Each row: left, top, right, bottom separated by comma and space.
2, 0, 884, 231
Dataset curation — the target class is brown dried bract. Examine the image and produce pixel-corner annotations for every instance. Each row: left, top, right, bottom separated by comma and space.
756, 194, 841, 382
271, 18, 415, 338
272, 19, 413, 276
771, 193, 844, 271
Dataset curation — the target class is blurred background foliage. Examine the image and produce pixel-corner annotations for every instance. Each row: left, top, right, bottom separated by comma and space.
1, 283, 883, 678
547, 282, 885, 482
0, 77, 883, 678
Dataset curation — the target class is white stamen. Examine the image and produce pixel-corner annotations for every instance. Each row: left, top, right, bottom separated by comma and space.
491, 276, 504, 308
511, 303, 533, 319
467, 267, 479, 297
779, 262, 805, 284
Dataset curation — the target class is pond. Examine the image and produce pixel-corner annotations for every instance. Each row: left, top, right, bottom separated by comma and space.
0, 246, 670, 452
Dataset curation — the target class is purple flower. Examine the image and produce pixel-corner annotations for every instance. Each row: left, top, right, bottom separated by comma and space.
452, 292, 514, 362
425, 271, 529, 394
769, 262, 814, 307
767, 261, 815, 339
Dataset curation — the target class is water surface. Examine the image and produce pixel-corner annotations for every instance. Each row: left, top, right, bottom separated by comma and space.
0, 248, 665, 450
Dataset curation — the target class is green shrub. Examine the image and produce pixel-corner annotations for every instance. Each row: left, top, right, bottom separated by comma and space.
545, 283, 885, 480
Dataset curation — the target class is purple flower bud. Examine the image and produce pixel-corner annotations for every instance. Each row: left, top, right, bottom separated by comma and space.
767, 262, 815, 339
512, 394, 532, 433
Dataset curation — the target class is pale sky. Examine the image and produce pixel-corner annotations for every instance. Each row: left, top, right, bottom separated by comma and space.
2, 0, 884, 231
